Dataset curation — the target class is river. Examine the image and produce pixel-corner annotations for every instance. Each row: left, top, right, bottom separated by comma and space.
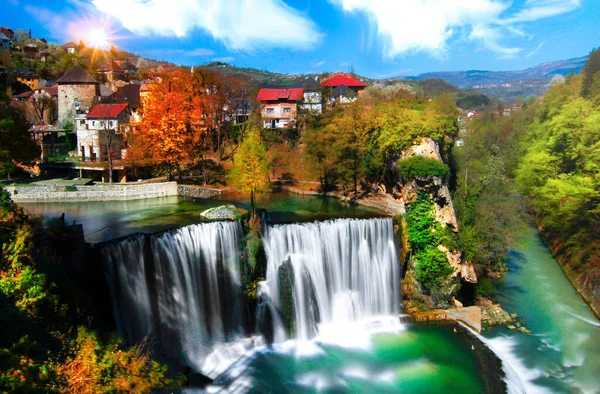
485, 225, 600, 394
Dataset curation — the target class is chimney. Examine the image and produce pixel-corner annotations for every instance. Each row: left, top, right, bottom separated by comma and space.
28, 28, 31, 39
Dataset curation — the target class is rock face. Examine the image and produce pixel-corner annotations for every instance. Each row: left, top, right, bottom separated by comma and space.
394, 138, 477, 308
200, 205, 236, 220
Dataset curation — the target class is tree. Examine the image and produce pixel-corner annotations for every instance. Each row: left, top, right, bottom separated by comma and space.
31, 89, 54, 125
582, 48, 600, 99
0, 104, 39, 179
135, 67, 195, 176
230, 125, 270, 216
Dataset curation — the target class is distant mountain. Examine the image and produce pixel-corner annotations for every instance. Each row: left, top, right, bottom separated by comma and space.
411, 56, 587, 88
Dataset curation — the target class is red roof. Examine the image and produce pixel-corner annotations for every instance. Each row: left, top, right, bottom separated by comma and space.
256, 88, 304, 101
321, 74, 367, 88
87, 103, 129, 119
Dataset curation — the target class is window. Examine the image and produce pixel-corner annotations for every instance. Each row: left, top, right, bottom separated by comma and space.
283, 107, 291, 114
267, 108, 274, 114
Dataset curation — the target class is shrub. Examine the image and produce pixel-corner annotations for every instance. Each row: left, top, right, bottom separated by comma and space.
55, 327, 184, 393
415, 246, 454, 290
397, 155, 450, 179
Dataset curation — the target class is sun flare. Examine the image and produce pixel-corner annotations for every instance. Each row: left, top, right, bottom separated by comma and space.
88, 28, 109, 49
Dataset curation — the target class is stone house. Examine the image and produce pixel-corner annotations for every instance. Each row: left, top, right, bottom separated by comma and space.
256, 87, 304, 129
56, 65, 100, 127
76, 103, 129, 162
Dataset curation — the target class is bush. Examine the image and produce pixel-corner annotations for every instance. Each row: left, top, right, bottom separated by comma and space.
397, 155, 450, 179
55, 327, 184, 393
415, 246, 454, 290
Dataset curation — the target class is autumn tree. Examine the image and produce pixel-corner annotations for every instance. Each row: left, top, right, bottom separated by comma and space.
134, 67, 195, 176
231, 124, 270, 216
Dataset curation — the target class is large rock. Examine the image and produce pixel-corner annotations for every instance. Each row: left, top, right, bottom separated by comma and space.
200, 205, 236, 220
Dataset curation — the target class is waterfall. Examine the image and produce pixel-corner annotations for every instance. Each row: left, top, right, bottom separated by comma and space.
262, 218, 400, 341
102, 221, 243, 371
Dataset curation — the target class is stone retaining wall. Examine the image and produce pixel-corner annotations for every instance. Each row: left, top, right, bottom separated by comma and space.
6, 182, 232, 202
6, 182, 179, 202
177, 185, 231, 199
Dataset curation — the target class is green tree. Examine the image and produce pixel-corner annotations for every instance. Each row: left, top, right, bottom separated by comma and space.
231, 125, 270, 216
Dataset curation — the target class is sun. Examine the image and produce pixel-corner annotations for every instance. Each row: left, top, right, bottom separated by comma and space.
88, 28, 109, 49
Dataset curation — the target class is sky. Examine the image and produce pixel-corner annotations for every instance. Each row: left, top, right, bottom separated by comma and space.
1, 0, 599, 78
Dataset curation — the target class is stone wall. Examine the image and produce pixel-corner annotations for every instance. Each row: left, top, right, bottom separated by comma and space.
6, 182, 232, 202
6, 182, 179, 202
57, 84, 98, 126
177, 185, 230, 199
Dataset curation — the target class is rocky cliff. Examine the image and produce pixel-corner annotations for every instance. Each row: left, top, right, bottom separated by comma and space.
389, 137, 477, 308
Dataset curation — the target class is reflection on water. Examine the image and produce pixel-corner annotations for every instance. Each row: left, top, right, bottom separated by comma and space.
19, 192, 381, 243
485, 226, 600, 394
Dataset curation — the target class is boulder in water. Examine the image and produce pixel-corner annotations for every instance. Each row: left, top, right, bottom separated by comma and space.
200, 205, 237, 220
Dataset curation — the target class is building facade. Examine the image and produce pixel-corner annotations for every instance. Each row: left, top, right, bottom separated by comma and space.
256, 87, 304, 129
76, 103, 128, 162
56, 65, 100, 126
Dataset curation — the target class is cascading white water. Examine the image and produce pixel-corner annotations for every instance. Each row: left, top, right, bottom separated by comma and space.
262, 218, 400, 341
102, 221, 243, 372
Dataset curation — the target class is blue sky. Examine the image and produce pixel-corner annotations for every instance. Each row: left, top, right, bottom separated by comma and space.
2, 0, 598, 78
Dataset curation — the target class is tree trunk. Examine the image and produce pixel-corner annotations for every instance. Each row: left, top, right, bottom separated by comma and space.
250, 189, 256, 217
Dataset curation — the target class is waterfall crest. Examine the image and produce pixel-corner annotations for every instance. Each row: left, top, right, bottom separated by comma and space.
102, 221, 243, 371
263, 218, 400, 341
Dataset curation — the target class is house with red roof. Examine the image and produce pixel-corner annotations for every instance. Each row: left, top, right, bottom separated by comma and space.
76, 103, 129, 162
256, 87, 304, 129
321, 73, 368, 104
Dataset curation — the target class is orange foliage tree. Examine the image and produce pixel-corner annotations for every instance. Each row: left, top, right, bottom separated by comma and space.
128, 66, 249, 182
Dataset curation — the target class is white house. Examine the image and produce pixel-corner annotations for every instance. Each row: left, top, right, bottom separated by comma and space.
76, 103, 129, 162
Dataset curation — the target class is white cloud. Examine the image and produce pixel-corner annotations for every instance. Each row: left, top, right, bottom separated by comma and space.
91, 0, 322, 51
525, 42, 545, 58
339, 62, 351, 68
330, 0, 581, 58
185, 48, 215, 57
312, 60, 325, 68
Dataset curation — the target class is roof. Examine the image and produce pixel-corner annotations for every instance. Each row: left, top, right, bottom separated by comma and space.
86, 103, 129, 119
35, 84, 58, 97
62, 41, 78, 49
292, 77, 321, 90
332, 84, 354, 96
0, 32, 9, 41
111, 83, 141, 108
14, 90, 33, 99
97, 60, 124, 73
0, 27, 14, 39
256, 87, 304, 101
56, 65, 99, 84
321, 74, 367, 88
13, 68, 38, 78
114, 59, 138, 71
